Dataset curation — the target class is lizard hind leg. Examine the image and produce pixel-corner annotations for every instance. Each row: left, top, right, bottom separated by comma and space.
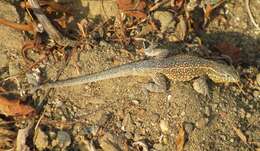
143, 73, 168, 93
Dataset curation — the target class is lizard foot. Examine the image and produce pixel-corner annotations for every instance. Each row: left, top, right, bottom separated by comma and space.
143, 73, 168, 94
143, 42, 169, 58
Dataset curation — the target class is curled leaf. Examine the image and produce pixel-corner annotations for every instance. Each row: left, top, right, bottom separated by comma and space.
0, 96, 35, 117
116, 0, 148, 18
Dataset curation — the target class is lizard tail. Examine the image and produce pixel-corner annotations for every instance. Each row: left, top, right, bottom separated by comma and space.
32, 60, 154, 91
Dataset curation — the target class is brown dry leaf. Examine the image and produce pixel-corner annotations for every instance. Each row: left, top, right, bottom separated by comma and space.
16, 122, 34, 151
0, 18, 34, 32
0, 96, 35, 117
204, 3, 213, 19
214, 42, 240, 63
204, 0, 225, 19
175, 126, 185, 151
20, 0, 72, 14
173, 0, 185, 9
232, 126, 247, 144
116, 0, 148, 18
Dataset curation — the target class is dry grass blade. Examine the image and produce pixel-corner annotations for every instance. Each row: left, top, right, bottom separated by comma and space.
28, 0, 76, 46
0, 126, 17, 150
0, 18, 34, 32
232, 126, 247, 144
175, 126, 185, 151
0, 127, 16, 137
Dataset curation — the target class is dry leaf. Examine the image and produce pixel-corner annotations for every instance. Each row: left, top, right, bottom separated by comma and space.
16, 122, 33, 151
172, 0, 185, 9
0, 96, 35, 117
176, 126, 185, 151
116, 0, 148, 18
232, 126, 247, 144
214, 42, 240, 63
204, 3, 213, 19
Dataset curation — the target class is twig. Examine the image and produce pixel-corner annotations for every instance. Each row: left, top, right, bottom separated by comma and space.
149, 0, 170, 12
245, 0, 260, 30
28, 0, 76, 46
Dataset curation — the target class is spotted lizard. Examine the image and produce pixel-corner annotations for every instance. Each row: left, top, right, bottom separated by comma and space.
30, 54, 240, 93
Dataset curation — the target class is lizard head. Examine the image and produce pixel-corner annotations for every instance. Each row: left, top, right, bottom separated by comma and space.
207, 62, 240, 83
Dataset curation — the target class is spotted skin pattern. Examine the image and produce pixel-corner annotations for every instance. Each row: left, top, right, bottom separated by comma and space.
32, 55, 240, 92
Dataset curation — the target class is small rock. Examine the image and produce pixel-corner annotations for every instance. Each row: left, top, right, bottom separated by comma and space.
159, 120, 169, 134
52, 131, 71, 149
78, 139, 97, 151
122, 113, 135, 132
195, 118, 209, 129
34, 128, 49, 151
151, 113, 160, 123
131, 99, 140, 105
99, 132, 122, 151
153, 143, 166, 150
246, 112, 251, 119
8, 62, 21, 76
205, 106, 211, 117
99, 40, 109, 47
153, 11, 175, 32
184, 122, 195, 134
84, 125, 99, 137
253, 90, 260, 98
133, 141, 149, 151
239, 108, 246, 119
230, 138, 234, 143
220, 134, 227, 141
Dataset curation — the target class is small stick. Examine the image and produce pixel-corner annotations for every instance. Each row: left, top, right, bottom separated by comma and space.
28, 0, 76, 46
245, 0, 260, 30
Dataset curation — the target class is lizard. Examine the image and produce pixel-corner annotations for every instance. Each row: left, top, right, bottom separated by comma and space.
29, 54, 240, 93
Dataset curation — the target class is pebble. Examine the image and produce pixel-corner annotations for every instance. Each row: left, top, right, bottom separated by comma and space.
246, 112, 251, 119
151, 113, 160, 123
34, 128, 49, 151
184, 122, 195, 134
8, 62, 20, 76
195, 118, 209, 129
159, 120, 169, 134
253, 90, 260, 98
239, 108, 246, 119
99, 132, 122, 151
52, 131, 71, 149
220, 134, 227, 141
205, 106, 211, 117
122, 113, 135, 132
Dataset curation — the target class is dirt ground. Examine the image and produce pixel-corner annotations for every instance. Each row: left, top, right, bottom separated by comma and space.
0, 0, 259, 151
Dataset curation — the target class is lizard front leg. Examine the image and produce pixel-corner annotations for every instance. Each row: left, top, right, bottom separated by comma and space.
144, 47, 170, 58
143, 73, 168, 93
142, 42, 169, 58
